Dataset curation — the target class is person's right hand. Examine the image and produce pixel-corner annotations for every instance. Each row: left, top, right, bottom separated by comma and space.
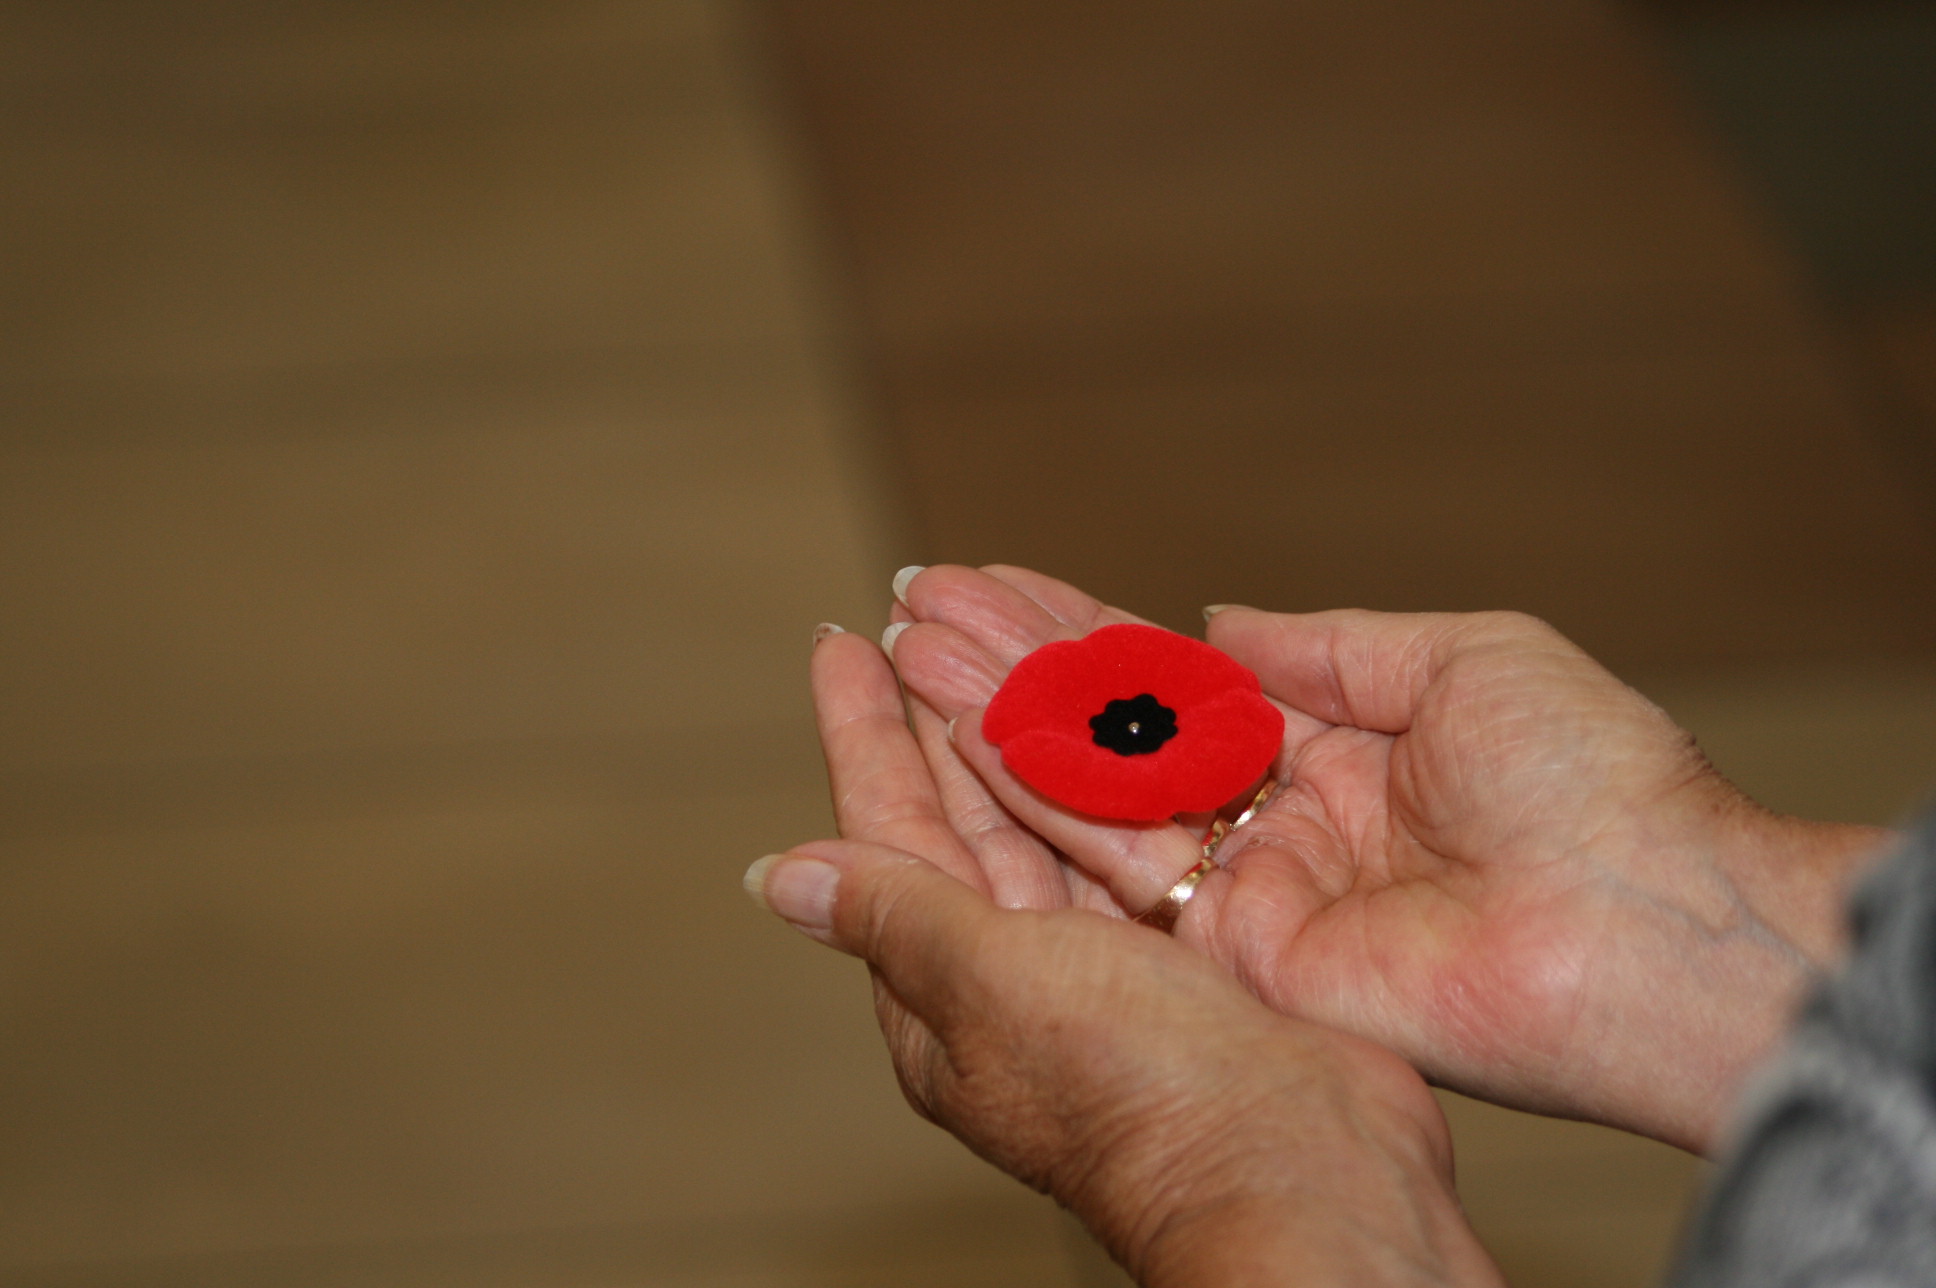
887, 565, 1893, 1151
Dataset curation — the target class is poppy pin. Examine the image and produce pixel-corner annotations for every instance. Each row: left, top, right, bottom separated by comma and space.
982, 623, 1284, 821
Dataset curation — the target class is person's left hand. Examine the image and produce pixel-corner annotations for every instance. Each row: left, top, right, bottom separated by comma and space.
743, 627, 1502, 1288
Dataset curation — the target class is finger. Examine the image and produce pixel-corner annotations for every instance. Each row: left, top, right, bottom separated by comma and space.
1064, 862, 1128, 917
978, 564, 1156, 632
897, 564, 1083, 667
1206, 607, 1515, 734
888, 588, 1102, 911
1179, 788, 1362, 975
888, 620, 1007, 717
950, 707, 1206, 914
811, 629, 982, 889
908, 692, 1070, 911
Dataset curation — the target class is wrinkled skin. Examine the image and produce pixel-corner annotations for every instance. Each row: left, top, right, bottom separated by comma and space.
884, 565, 1891, 1150
750, 628, 1504, 1287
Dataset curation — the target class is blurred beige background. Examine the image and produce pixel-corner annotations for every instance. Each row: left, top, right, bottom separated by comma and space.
2, 1, 1934, 1285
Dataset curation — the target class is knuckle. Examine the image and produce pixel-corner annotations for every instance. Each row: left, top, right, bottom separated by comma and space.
958, 811, 1037, 859
1473, 608, 1559, 643
835, 769, 929, 830
856, 858, 927, 956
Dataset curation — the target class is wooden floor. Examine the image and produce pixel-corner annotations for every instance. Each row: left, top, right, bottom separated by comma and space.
2, 2, 1934, 1285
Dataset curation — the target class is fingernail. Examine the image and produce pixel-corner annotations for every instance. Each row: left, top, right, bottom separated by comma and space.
881, 621, 910, 656
946, 715, 959, 742
891, 565, 926, 607
744, 854, 840, 929
1202, 604, 1251, 622
812, 622, 845, 645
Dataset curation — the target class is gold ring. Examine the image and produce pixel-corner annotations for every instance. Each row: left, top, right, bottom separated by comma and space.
1132, 778, 1278, 934
1196, 777, 1278, 863
1132, 857, 1217, 933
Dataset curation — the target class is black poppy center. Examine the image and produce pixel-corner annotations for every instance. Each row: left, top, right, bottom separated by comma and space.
1089, 693, 1179, 757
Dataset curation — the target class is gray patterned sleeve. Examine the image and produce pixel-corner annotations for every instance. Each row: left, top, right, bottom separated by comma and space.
1669, 810, 1936, 1287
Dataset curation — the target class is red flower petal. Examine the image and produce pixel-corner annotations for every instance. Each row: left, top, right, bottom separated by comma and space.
984, 623, 1284, 821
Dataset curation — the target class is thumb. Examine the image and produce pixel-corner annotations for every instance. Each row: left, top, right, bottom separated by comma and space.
745, 840, 997, 1016
1207, 606, 1539, 733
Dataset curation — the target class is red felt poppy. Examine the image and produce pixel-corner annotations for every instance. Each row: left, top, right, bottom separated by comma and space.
982, 623, 1284, 821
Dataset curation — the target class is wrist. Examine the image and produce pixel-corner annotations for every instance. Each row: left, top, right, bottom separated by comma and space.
1715, 807, 1895, 968
1078, 1036, 1500, 1287
1569, 795, 1895, 1152
1129, 1170, 1501, 1288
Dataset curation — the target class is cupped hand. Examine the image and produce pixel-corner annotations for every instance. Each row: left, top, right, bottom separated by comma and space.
747, 626, 1501, 1288
886, 565, 1892, 1151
